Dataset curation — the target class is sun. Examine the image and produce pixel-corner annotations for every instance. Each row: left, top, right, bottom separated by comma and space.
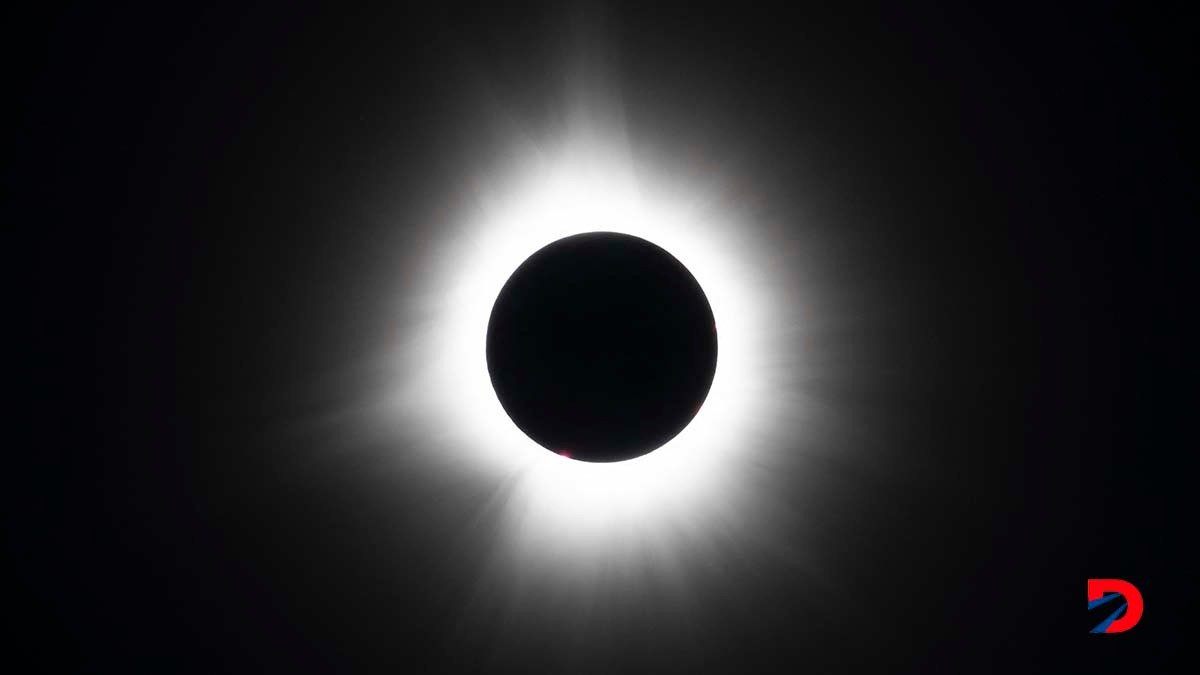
387, 137, 787, 555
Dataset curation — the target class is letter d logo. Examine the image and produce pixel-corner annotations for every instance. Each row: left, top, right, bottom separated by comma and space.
1088, 579, 1143, 633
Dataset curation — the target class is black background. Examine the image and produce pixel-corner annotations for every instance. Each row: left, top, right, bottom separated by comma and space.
10, 2, 1191, 672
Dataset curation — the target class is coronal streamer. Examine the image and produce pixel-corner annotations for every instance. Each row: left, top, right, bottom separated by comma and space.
363, 29, 839, 654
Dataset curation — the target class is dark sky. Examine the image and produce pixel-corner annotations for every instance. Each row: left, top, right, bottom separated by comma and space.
12, 2, 1191, 672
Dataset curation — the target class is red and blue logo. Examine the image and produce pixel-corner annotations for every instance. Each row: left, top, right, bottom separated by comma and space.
1088, 579, 1143, 633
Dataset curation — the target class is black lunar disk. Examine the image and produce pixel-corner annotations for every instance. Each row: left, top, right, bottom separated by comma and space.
486, 232, 718, 463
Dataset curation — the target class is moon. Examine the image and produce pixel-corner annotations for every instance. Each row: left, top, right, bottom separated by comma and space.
486, 232, 718, 462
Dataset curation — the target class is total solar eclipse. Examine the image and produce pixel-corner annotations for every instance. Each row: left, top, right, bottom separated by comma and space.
486, 232, 718, 462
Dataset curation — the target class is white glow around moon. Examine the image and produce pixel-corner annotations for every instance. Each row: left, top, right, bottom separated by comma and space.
382, 136, 810, 568
360, 29, 837, 629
